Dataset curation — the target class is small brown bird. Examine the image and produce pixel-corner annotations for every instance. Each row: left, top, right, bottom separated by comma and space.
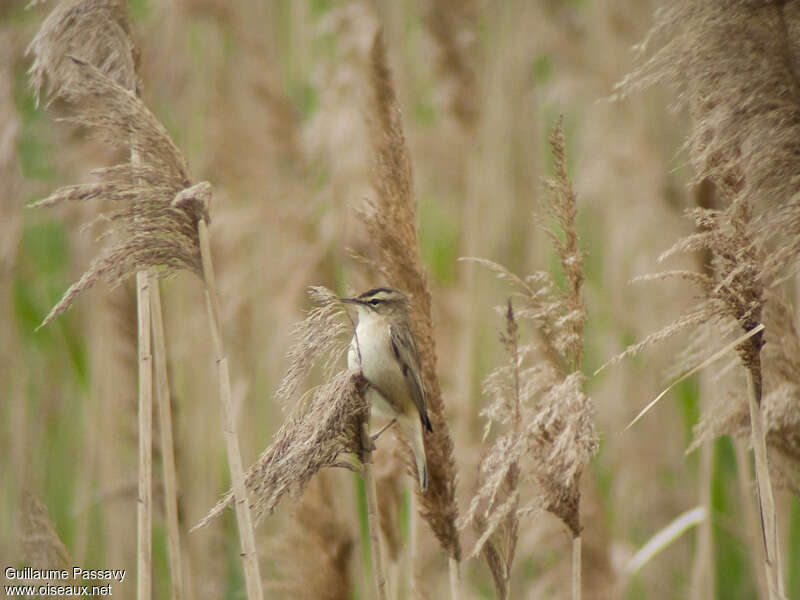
341, 287, 433, 491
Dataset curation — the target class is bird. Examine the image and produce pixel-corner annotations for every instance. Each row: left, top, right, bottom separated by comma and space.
341, 287, 433, 491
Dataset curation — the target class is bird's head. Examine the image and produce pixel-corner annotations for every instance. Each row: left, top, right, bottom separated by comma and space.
340, 287, 409, 318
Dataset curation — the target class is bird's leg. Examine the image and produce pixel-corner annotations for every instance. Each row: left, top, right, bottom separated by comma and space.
371, 418, 397, 444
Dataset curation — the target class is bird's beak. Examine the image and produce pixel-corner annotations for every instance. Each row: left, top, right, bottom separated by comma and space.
339, 297, 358, 305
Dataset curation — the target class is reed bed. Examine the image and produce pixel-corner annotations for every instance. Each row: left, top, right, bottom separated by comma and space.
3, 1, 799, 599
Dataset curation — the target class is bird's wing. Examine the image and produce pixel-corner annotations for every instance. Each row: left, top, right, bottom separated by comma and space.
389, 323, 432, 432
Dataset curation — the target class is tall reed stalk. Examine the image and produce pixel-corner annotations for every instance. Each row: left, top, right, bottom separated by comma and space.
135, 270, 152, 600
572, 536, 581, 600
359, 24, 462, 593
463, 120, 596, 600
132, 135, 154, 600
734, 440, 770, 600
150, 274, 185, 600
197, 218, 263, 600
26, 3, 190, 595
361, 421, 387, 600
617, 3, 797, 594
746, 368, 783, 599
29, 3, 262, 593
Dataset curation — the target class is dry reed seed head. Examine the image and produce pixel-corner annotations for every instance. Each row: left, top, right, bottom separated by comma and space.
463, 429, 524, 555
541, 117, 585, 369
462, 303, 548, 561
196, 368, 369, 529
469, 122, 588, 372
361, 24, 462, 561
33, 59, 205, 327
472, 368, 596, 538
472, 467, 520, 600
20, 491, 72, 573
274, 286, 351, 411
609, 198, 768, 380
691, 288, 800, 481
527, 372, 597, 536
28, 0, 140, 103
55, 58, 190, 189
618, 1, 800, 274
762, 339, 800, 471
689, 200, 766, 381
465, 119, 597, 543
195, 287, 361, 529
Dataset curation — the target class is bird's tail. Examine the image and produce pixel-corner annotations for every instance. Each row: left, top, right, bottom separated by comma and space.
401, 416, 428, 492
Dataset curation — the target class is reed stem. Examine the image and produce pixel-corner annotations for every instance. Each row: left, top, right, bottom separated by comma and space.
149, 273, 185, 600
136, 270, 152, 600
361, 421, 387, 600
197, 219, 263, 600
448, 556, 460, 600
745, 367, 784, 599
572, 535, 581, 600
733, 439, 770, 600
690, 377, 714, 600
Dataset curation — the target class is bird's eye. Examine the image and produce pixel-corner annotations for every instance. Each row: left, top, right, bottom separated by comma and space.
369, 299, 379, 305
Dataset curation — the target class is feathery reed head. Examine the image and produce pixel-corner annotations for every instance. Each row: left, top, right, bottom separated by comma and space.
464, 119, 597, 546
360, 24, 462, 561
20, 491, 71, 572
610, 199, 767, 398
194, 287, 369, 528
542, 117, 585, 370
462, 300, 521, 597
690, 289, 800, 494
30, 55, 204, 328
28, 0, 140, 102
196, 369, 369, 528
616, 1, 800, 277
275, 286, 351, 410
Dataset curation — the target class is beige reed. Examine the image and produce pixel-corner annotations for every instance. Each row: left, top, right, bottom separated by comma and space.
462, 119, 597, 600
358, 25, 462, 576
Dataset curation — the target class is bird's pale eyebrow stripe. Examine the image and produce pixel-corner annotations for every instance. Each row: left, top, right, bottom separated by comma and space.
358, 287, 395, 299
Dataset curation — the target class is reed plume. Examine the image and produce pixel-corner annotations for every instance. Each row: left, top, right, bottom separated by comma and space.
359, 25, 462, 575
29, 5, 162, 599
20, 491, 72, 576
607, 197, 784, 595
689, 288, 800, 496
28, 5, 258, 596
617, 4, 797, 595
466, 300, 520, 600
28, 0, 140, 104
28, 56, 201, 327
194, 287, 367, 525
194, 286, 390, 598
195, 369, 369, 526
463, 119, 597, 600
614, 1, 800, 277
